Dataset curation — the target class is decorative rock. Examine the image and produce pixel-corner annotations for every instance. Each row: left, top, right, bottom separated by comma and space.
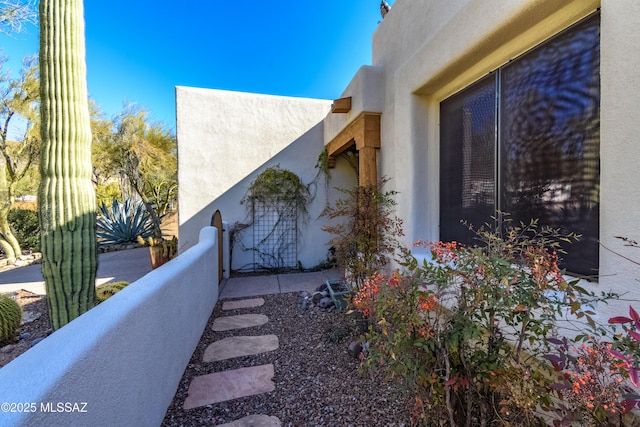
211, 314, 269, 331
18, 332, 31, 340
203, 335, 279, 362
21, 310, 41, 325
183, 364, 276, 409
298, 294, 310, 311
318, 297, 333, 309
311, 292, 322, 305
222, 298, 265, 311
31, 337, 45, 347
217, 414, 282, 427
0, 344, 17, 353
348, 340, 363, 359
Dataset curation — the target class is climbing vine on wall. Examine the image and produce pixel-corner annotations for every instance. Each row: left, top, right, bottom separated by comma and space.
315, 148, 359, 184
231, 166, 311, 273
243, 166, 311, 210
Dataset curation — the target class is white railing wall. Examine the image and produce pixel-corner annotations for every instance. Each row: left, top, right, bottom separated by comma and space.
0, 226, 219, 427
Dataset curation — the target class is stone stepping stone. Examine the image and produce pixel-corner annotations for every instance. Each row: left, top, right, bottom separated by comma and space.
183, 364, 275, 409
212, 314, 268, 331
203, 335, 279, 362
217, 414, 282, 427
222, 298, 265, 311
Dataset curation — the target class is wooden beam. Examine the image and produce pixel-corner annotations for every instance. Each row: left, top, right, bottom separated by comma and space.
326, 112, 381, 159
325, 112, 381, 187
331, 96, 352, 113
357, 113, 381, 150
358, 145, 378, 186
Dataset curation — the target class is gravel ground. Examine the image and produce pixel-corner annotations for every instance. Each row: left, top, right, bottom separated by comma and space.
162, 292, 414, 426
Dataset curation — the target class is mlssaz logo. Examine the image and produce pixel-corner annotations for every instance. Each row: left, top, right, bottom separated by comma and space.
40, 402, 88, 413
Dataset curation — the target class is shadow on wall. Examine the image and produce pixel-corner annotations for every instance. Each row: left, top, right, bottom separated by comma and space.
179, 121, 356, 274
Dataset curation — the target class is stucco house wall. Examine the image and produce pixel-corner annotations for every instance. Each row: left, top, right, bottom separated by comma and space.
325, 0, 638, 321
178, 0, 640, 321
177, 87, 354, 272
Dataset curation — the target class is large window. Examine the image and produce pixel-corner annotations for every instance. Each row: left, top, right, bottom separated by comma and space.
440, 13, 600, 277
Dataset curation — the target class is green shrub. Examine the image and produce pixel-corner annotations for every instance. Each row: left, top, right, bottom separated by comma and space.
355, 218, 615, 426
321, 178, 407, 289
8, 208, 40, 252
95, 182, 122, 207
95, 281, 130, 305
0, 294, 22, 342
96, 199, 157, 246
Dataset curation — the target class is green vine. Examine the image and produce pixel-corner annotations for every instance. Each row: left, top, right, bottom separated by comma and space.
315, 149, 331, 207
315, 149, 331, 179
341, 151, 359, 179
242, 166, 310, 210
315, 148, 359, 184
234, 166, 311, 273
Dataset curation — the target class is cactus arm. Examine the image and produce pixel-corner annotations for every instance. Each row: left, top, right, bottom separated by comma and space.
38, 0, 97, 330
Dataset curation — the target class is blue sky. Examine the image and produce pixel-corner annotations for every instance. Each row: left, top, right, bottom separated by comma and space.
1, 1, 394, 133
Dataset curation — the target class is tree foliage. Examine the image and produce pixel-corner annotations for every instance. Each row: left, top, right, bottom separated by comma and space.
0, 0, 36, 35
0, 54, 39, 257
92, 104, 176, 238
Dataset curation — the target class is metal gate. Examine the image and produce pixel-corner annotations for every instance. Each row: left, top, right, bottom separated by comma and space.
252, 200, 297, 270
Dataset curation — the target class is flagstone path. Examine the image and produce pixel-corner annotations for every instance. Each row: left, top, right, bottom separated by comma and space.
182, 296, 282, 426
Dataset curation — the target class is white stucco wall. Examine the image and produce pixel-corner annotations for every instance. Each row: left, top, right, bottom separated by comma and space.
0, 227, 219, 426
177, 87, 332, 248
598, 0, 640, 316
176, 0, 640, 319
324, 65, 384, 143
326, 0, 640, 320
177, 88, 355, 272
371, 0, 602, 246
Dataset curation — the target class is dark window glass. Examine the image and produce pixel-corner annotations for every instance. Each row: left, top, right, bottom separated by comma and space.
439, 13, 600, 277
440, 74, 496, 244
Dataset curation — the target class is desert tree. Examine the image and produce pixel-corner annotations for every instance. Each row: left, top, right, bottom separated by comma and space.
0, 54, 39, 258
93, 104, 176, 238
0, 0, 36, 35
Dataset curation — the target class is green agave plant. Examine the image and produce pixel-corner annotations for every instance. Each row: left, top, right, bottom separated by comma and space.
96, 199, 157, 246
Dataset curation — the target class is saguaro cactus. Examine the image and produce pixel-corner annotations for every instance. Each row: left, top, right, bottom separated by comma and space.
38, 0, 97, 330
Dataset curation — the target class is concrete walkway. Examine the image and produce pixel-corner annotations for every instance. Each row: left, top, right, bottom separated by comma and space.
0, 247, 153, 295
218, 270, 341, 300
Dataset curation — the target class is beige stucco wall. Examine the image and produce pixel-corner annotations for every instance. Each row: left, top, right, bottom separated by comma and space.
324, 65, 384, 143
177, 87, 332, 249
176, 87, 355, 271
177, 0, 640, 317
371, 0, 601, 246
327, 0, 640, 320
